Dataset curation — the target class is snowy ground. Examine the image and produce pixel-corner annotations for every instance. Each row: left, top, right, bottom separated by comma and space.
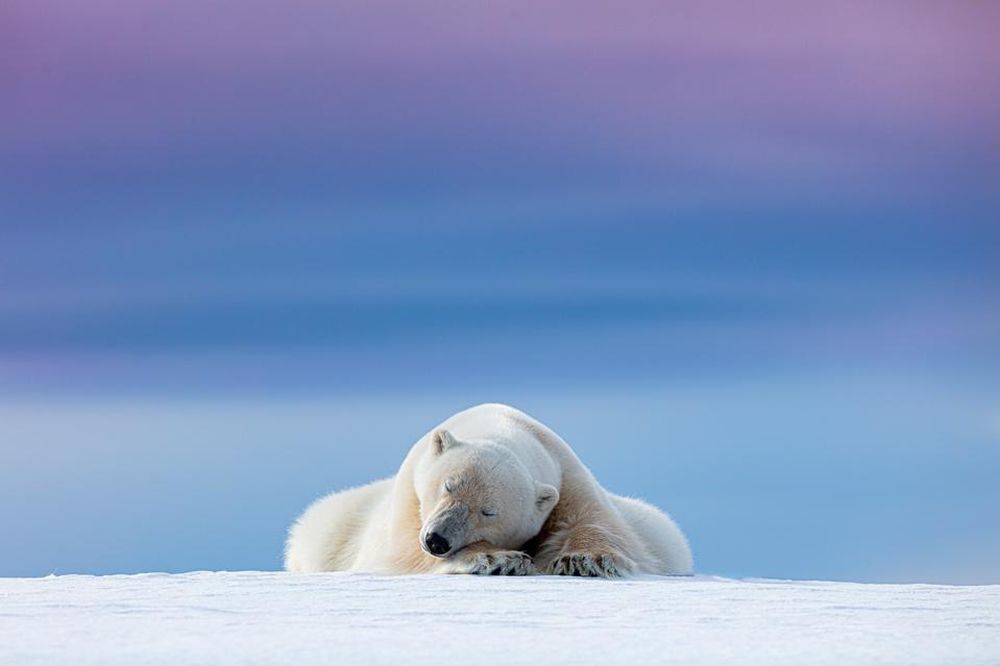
1, 572, 998, 665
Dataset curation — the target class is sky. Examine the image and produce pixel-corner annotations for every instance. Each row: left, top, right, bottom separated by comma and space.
1, 1, 998, 582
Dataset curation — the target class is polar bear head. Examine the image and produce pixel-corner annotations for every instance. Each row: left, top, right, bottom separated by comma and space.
414, 429, 559, 558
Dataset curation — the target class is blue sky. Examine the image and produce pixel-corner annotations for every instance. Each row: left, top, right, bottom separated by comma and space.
1, 0, 998, 581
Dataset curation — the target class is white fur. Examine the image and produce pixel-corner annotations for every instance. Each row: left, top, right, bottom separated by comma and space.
285, 403, 692, 576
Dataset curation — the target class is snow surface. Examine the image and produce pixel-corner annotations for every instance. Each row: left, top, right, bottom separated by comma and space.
1, 572, 998, 665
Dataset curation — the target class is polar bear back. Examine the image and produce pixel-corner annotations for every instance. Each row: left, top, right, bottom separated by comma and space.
285, 478, 393, 572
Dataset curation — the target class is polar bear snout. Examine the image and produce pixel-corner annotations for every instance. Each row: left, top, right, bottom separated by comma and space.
420, 504, 469, 558
424, 532, 451, 556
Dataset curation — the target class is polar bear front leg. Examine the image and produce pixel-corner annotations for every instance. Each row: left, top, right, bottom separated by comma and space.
439, 542, 536, 576
537, 523, 637, 578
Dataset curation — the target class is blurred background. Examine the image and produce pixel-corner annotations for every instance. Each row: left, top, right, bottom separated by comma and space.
1, 1, 998, 582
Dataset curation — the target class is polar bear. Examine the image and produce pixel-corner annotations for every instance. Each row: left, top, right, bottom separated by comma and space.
285, 403, 692, 577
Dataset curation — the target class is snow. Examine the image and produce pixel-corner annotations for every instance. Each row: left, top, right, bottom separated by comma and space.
1, 572, 998, 665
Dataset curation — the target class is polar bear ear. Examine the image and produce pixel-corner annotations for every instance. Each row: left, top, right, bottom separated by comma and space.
431, 429, 459, 455
535, 483, 559, 511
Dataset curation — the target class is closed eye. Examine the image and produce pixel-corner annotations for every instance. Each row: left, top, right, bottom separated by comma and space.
480, 508, 497, 517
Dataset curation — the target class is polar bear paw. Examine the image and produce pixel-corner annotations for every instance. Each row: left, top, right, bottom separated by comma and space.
548, 552, 633, 578
465, 550, 536, 576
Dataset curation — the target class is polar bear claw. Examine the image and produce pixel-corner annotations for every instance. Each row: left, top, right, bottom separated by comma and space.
465, 550, 535, 576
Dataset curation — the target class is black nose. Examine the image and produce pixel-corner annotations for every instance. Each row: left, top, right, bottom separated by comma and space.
424, 532, 451, 556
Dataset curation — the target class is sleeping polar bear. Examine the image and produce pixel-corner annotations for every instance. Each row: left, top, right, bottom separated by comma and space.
285, 403, 692, 577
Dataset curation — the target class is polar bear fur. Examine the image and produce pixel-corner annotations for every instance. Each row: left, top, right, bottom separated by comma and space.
285, 403, 692, 577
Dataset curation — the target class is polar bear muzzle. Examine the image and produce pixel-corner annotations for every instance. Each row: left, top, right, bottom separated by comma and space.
420, 504, 469, 557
